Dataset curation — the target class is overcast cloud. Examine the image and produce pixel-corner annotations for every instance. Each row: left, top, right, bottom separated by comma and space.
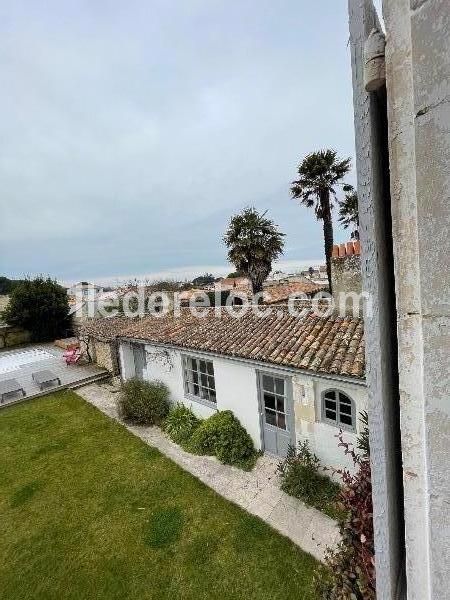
0, 0, 358, 285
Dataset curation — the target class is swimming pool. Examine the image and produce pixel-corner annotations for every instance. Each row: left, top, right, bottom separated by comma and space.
0, 348, 55, 375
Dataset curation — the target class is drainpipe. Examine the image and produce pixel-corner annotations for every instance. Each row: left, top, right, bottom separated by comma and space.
364, 28, 386, 92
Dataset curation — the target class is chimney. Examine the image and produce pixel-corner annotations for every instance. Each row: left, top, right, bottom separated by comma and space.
331, 240, 363, 314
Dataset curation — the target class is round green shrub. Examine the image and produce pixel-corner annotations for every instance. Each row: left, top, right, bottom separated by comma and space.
189, 410, 255, 467
118, 378, 170, 425
163, 403, 201, 447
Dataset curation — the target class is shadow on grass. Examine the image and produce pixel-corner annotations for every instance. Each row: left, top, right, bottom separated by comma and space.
144, 506, 185, 548
10, 480, 44, 508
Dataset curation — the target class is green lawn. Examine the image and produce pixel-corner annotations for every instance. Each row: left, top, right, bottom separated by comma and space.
0, 391, 318, 600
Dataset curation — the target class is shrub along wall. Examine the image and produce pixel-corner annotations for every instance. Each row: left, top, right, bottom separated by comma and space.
118, 378, 170, 425
163, 406, 258, 470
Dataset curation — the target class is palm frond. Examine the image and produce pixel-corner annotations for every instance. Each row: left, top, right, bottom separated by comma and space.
338, 190, 359, 230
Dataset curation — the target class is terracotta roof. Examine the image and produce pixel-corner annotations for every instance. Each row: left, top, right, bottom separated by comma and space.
262, 282, 327, 304
83, 307, 365, 379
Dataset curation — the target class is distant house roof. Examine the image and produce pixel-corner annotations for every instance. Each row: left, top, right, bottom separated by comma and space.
178, 289, 207, 302
214, 277, 251, 292
262, 282, 327, 304
83, 307, 365, 380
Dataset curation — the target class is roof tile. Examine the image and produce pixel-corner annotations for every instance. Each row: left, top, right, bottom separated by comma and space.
82, 307, 365, 379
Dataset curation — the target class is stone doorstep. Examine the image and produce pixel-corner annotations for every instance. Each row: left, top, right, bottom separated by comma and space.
76, 382, 340, 563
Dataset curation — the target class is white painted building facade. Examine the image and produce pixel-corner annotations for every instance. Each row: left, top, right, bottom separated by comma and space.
119, 339, 367, 472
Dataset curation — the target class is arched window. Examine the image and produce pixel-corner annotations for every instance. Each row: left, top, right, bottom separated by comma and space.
322, 390, 356, 431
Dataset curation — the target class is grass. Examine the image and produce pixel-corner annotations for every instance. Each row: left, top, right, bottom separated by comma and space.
0, 391, 318, 600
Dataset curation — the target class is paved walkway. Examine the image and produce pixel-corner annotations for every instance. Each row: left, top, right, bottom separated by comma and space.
77, 381, 340, 562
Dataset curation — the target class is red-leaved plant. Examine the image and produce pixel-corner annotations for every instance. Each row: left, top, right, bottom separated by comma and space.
314, 412, 375, 599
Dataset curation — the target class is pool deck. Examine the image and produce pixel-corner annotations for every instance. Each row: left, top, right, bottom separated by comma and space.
0, 344, 109, 408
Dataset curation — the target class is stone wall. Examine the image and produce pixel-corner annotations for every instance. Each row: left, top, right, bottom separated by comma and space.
331, 255, 362, 295
0, 325, 31, 349
383, 1, 450, 598
331, 241, 363, 314
92, 339, 119, 374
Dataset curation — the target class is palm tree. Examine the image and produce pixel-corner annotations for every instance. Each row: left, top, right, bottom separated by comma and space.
223, 207, 285, 295
291, 150, 352, 293
338, 188, 359, 239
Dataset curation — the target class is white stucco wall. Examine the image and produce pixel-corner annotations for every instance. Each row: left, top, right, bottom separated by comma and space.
118, 340, 368, 471
213, 356, 262, 449
119, 342, 263, 448
143, 346, 217, 421
293, 373, 368, 473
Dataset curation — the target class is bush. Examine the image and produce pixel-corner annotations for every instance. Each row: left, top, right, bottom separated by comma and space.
118, 378, 169, 425
3, 276, 70, 342
189, 410, 256, 468
356, 411, 370, 456
277, 441, 342, 520
163, 404, 201, 448
313, 413, 375, 599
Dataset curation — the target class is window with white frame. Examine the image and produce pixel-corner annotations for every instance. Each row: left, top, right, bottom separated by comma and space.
322, 390, 355, 431
183, 355, 216, 404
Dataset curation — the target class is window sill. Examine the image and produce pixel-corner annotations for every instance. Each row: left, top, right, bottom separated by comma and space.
322, 419, 356, 434
184, 393, 218, 410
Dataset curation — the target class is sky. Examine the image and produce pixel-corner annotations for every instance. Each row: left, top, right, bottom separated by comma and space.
0, 0, 361, 286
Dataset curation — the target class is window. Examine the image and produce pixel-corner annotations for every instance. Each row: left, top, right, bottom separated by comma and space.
322, 390, 355, 431
261, 374, 287, 430
183, 356, 216, 404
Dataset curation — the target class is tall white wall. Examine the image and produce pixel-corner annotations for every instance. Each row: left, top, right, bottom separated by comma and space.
348, 1, 406, 596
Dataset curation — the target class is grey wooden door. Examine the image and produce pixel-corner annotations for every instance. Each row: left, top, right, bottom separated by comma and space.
259, 373, 294, 457
132, 344, 146, 380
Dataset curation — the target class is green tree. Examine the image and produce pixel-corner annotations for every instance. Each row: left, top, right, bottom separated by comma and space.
192, 273, 215, 287
223, 207, 285, 295
291, 150, 352, 292
338, 188, 359, 239
4, 276, 70, 341
0, 276, 26, 295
